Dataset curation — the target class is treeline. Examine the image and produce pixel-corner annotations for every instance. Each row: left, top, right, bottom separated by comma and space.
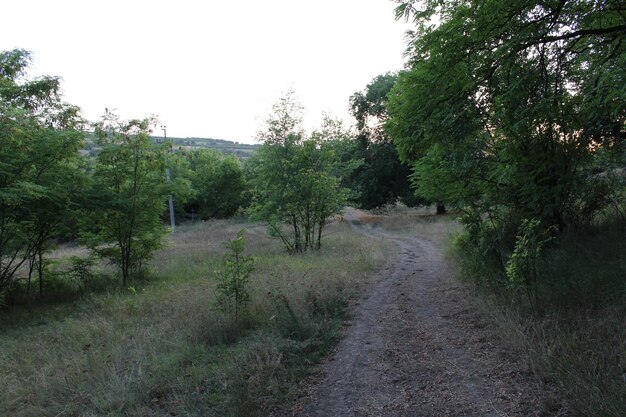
0, 49, 417, 306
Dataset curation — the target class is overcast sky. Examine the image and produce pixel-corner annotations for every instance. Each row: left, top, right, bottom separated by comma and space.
1, 0, 410, 143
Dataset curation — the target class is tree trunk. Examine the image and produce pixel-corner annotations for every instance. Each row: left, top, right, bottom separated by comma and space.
316, 221, 323, 250
37, 249, 44, 298
292, 215, 302, 253
121, 245, 130, 287
436, 204, 446, 215
26, 255, 35, 299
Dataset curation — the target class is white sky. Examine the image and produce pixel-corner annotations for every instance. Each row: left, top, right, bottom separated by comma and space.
1, 0, 410, 143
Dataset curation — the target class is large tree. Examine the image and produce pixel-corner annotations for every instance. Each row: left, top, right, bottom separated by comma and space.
387, 0, 626, 241
347, 73, 422, 209
0, 49, 84, 299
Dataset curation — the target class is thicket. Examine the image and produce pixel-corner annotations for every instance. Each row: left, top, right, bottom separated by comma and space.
184, 149, 248, 219
387, 0, 626, 306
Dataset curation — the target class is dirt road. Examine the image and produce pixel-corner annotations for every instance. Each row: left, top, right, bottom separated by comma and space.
287, 209, 560, 417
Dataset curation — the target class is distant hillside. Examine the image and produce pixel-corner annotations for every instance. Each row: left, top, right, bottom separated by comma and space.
152, 136, 260, 159
84, 133, 260, 159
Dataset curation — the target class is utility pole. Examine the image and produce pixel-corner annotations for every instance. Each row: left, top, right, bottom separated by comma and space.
162, 125, 176, 232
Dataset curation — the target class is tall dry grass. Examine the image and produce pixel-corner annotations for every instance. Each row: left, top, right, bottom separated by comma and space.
0, 218, 389, 417
455, 217, 626, 416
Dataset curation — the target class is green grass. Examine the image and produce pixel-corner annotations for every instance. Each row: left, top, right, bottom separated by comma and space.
0, 219, 388, 417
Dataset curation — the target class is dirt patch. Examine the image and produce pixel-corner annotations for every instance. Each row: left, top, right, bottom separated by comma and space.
279, 208, 567, 417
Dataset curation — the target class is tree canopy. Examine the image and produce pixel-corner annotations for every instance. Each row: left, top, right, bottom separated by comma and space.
388, 0, 625, 222
248, 91, 347, 252
386, 0, 626, 291
344, 73, 420, 209
0, 49, 84, 299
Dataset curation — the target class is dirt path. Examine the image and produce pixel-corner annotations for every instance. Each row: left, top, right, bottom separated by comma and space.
285, 209, 560, 417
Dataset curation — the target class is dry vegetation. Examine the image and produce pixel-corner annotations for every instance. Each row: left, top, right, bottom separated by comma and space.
454, 217, 626, 416
367, 204, 462, 245
2, 208, 623, 416
358, 204, 626, 416
0, 218, 389, 417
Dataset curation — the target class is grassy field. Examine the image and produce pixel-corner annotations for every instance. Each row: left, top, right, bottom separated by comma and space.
3, 208, 623, 416
0, 218, 389, 417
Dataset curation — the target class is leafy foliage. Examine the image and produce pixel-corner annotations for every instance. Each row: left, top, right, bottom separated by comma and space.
214, 229, 255, 321
0, 49, 84, 299
346, 73, 421, 209
185, 149, 248, 219
67, 255, 98, 290
350, 73, 398, 142
505, 218, 555, 309
248, 91, 348, 252
387, 0, 626, 283
81, 112, 186, 286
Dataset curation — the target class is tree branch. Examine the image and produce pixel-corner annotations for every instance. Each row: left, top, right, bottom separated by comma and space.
518, 24, 626, 50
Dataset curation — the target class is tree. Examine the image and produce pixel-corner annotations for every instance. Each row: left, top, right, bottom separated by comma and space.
387, 1, 626, 254
311, 114, 364, 202
0, 49, 84, 299
248, 91, 347, 252
81, 112, 181, 286
347, 73, 422, 209
186, 149, 247, 219
350, 73, 399, 143
214, 229, 255, 321
22, 153, 86, 298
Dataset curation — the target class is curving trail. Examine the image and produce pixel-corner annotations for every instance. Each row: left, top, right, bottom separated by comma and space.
286, 209, 561, 417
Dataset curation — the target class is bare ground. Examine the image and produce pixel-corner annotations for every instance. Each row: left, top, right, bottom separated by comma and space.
281, 209, 567, 417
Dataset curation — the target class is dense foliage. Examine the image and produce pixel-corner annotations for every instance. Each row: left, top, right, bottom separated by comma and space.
387, 0, 626, 296
185, 149, 247, 219
346, 73, 420, 209
0, 49, 85, 301
248, 91, 348, 252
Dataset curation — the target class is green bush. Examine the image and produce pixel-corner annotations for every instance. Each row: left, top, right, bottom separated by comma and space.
214, 229, 255, 322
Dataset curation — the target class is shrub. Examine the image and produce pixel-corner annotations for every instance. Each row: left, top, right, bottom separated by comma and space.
214, 229, 255, 322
